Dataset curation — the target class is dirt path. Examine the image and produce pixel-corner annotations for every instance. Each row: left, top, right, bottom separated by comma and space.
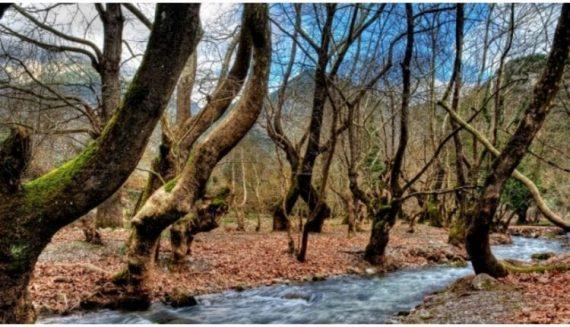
31, 218, 466, 315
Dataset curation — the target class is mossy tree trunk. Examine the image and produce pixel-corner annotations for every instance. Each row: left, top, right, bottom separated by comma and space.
170, 191, 229, 261
0, 5, 202, 322
120, 5, 270, 304
466, 4, 569, 277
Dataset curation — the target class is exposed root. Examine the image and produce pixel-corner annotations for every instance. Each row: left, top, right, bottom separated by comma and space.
501, 260, 570, 274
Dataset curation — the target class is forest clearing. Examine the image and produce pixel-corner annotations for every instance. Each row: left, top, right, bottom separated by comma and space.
0, 2, 569, 325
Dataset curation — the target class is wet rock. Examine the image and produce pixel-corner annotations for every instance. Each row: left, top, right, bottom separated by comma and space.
312, 274, 326, 281
163, 288, 198, 308
347, 266, 363, 274
508, 226, 562, 238
448, 259, 468, 268
234, 285, 246, 292
282, 291, 311, 301
490, 233, 513, 245
53, 276, 72, 283
418, 309, 432, 320
117, 294, 151, 311
271, 278, 290, 284
531, 252, 556, 261
365, 267, 378, 275
471, 273, 498, 291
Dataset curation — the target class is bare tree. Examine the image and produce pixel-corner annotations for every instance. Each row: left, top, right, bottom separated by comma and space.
464, 4, 569, 277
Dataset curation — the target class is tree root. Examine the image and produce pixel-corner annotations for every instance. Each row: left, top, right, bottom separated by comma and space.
500, 260, 570, 274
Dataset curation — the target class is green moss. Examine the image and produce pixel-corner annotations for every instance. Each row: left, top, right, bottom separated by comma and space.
8, 244, 30, 272
21, 142, 99, 212
164, 177, 179, 193
448, 216, 467, 246
426, 201, 443, 227
501, 260, 570, 273
10, 244, 27, 259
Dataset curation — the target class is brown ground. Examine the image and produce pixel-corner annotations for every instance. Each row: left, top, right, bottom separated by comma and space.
30, 217, 466, 315
400, 253, 570, 324
30, 217, 568, 323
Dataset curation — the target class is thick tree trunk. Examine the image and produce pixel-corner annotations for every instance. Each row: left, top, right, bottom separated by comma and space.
176, 52, 197, 124
0, 249, 37, 323
170, 192, 229, 262
119, 6, 270, 305
0, 5, 202, 322
364, 205, 397, 264
466, 4, 569, 277
0, 127, 30, 194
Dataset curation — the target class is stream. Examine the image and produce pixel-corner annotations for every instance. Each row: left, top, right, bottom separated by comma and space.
40, 235, 568, 324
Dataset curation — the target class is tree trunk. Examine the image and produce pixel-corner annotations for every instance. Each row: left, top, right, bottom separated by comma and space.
87, 4, 125, 236
277, 6, 336, 234
272, 179, 330, 232
96, 191, 123, 228
363, 4, 414, 264
132, 25, 250, 217
446, 4, 468, 247
119, 6, 270, 304
0, 248, 37, 323
364, 205, 397, 264
176, 52, 197, 124
466, 4, 569, 277
0, 5, 202, 322
170, 192, 229, 263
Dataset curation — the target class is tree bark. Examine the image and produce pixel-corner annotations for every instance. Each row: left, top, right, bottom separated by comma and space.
95, 191, 123, 228
272, 5, 337, 232
466, 4, 570, 277
93, 4, 125, 232
363, 4, 414, 264
446, 4, 469, 247
0, 127, 30, 194
176, 52, 197, 125
0, 5, 202, 322
170, 190, 230, 261
132, 26, 250, 216
119, 4, 270, 305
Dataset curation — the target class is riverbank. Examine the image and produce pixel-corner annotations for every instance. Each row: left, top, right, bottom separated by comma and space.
400, 253, 570, 323
31, 218, 466, 315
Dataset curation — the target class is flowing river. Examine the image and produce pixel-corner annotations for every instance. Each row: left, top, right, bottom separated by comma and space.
40, 235, 568, 324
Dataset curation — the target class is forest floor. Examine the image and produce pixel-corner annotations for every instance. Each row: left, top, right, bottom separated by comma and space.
30, 216, 568, 323
31, 217, 466, 315
400, 253, 570, 323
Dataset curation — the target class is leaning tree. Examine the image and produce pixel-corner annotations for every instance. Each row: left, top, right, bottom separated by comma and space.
110, 3, 271, 308
464, 4, 570, 277
0, 4, 202, 323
